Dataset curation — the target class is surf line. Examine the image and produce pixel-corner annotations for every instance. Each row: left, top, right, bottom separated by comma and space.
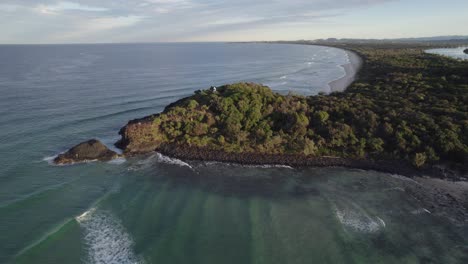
76, 208, 144, 264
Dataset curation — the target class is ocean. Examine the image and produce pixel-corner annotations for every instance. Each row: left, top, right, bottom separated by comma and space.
426, 46, 468, 60
0, 43, 466, 264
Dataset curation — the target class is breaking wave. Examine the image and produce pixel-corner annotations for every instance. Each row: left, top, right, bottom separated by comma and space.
333, 201, 386, 233
42, 155, 57, 165
127, 153, 193, 171
76, 208, 143, 264
155, 153, 192, 169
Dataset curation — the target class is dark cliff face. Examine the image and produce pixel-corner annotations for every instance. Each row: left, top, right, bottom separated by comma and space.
115, 116, 163, 155
54, 139, 119, 165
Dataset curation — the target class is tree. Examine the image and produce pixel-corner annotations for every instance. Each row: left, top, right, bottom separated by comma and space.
412, 152, 427, 168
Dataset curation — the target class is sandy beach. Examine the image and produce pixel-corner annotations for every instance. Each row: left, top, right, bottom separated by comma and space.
328, 50, 363, 92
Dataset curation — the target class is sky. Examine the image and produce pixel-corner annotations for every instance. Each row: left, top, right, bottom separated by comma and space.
0, 0, 467, 44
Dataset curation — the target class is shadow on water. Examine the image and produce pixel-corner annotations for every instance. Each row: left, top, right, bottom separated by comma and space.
10, 155, 468, 264
86, 155, 468, 264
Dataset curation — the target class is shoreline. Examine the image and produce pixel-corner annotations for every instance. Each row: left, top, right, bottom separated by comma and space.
153, 147, 468, 224
156, 144, 465, 181
328, 50, 363, 92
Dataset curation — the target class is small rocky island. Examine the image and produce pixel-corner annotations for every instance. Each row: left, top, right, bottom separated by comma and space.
54, 139, 119, 165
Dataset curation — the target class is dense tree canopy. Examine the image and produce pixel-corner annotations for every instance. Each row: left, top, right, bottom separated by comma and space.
127, 45, 468, 169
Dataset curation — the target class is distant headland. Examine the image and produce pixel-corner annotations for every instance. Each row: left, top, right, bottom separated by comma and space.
55, 43, 467, 180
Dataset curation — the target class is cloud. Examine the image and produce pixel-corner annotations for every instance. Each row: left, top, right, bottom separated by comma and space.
34, 1, 108, 15
4, 0, 464, 43
55, 15, 145, 41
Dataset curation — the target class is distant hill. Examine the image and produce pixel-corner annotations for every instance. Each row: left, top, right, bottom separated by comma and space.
314, 36, 468, 44
391, 35, 468, 42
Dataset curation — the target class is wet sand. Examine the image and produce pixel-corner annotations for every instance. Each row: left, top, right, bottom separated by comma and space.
328, 50, 362, 92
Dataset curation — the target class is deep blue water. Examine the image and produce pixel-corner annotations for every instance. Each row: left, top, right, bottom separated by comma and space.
0, 43, 467, 264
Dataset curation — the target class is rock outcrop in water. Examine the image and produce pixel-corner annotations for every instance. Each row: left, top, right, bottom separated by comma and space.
464, 49, 468, 54
54, 139, 119, 165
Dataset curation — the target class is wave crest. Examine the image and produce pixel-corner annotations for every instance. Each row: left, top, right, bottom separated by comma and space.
76, 208, 144, 264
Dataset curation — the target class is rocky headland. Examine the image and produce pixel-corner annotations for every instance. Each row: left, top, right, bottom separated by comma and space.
53, 44, 468, 226
55, 45, 467, 182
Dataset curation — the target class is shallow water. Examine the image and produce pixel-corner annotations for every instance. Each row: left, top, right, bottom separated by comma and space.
0, 43, 467, 263
426, 46, 468, 60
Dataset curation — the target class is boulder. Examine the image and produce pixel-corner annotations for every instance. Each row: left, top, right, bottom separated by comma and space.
464, 49, 468, 54
54, 139, 119, 165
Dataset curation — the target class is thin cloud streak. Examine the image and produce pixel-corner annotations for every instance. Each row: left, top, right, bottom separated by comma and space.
0, 0, 467, 43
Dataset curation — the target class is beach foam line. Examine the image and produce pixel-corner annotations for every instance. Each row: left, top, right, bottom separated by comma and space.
107, 157, 126, 165
76, 208, 144, 264
201, 161, 293, 169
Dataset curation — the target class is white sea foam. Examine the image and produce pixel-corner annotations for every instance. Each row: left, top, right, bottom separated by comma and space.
333, 202, 385, 233
389, 174, 422, 186
155, 152, 192, 169
42, 155, 57, 165
76, 208, 143, 264
245, 164, 294, 169
280, 75, 287, 79
42, 153, 101, 166
107, 157, 127, 165
411, 208, 431, 215
201, 161, 293, 169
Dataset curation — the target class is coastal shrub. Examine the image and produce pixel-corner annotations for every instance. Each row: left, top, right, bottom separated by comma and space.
138, 45, 468, 169
413, 152, 427, 168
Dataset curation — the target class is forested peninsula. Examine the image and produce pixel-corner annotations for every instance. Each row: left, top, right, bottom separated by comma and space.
59, 43, 468, 178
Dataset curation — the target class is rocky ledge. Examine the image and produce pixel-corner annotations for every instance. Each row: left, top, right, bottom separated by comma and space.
54, 139, 120, 165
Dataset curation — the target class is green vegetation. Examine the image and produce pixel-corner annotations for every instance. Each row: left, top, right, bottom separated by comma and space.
124, 45, 468, 169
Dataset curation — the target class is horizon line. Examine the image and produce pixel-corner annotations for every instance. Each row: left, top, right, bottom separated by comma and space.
1, 34, 468, 46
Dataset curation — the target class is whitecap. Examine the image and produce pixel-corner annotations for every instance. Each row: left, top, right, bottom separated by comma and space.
280, 75, 287, 79
76, 208, 144, 264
